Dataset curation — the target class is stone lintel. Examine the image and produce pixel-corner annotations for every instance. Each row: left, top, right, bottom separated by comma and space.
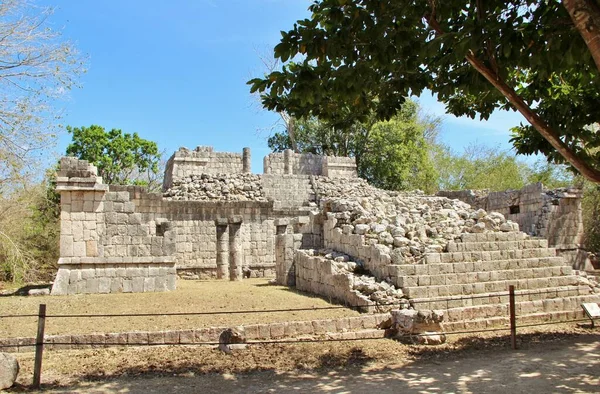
215, 218, 229, 226
56, 184, 109, 192
229, 215, 243, 224
275, 218, 290, 226
58, 256, 176, 265
172, 157, 210, 164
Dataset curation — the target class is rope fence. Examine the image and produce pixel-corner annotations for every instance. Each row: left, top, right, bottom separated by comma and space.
1, 286, 596, 388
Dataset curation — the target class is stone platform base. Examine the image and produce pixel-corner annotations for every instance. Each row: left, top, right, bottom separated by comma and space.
177, 266, 275, 280
51, 257, 176, 295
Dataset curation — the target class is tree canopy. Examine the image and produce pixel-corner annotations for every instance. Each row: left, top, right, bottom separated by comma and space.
0, 0, 84, 188
66, 125, 161, 188
249, 0, 600, 182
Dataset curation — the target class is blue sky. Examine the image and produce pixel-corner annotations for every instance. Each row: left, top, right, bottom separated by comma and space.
39, 0, 527, 173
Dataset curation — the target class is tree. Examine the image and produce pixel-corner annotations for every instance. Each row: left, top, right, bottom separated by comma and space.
249, 0, 600, 183
432, 143, 573, 191
66, 125, 161, 189
269, 99, 438, 192
0, 0, 84, 188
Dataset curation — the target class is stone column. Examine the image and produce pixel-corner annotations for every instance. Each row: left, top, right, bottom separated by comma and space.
284, 149, 293, 175
242, 147, 251, 173
275, 219, 295, 286
215, 218, 229, 280
228, 216, 243, 281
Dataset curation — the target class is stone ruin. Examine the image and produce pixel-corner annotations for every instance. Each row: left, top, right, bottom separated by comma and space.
51, 146, 600, 331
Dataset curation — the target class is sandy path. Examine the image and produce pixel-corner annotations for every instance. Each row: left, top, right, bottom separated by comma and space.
44, 334, 600, 394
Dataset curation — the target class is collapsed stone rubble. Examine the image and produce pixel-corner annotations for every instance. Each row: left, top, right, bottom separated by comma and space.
164, 173, 267, 202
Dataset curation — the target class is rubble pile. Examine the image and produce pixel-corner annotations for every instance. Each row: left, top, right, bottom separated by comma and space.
164, 173, 267, 202
316, 178, 520, 263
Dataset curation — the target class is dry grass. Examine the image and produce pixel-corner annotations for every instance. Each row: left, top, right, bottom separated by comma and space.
0, 279, 360, 338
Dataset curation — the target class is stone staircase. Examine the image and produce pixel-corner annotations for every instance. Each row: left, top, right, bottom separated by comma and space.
391, 232, 600, 331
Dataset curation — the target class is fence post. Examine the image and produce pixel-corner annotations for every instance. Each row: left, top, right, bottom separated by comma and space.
509, 285, 517, 350
33, 304, 46, 389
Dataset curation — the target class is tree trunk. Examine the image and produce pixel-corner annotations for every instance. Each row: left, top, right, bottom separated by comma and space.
466, 52, 600, 183
563, 0, 600, 74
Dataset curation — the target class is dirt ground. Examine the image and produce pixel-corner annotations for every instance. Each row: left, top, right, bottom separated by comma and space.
0, 279, 359, 338
8, 327, 600, 393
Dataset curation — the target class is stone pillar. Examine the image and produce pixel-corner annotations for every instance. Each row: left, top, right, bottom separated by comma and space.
228, 216, 243, 281
242, 147, 251, 173
284, 149, 293, 175
215, 219, 229, 280
275, 219, 295, 286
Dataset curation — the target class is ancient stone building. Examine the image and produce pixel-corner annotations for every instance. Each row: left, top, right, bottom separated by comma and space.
51, 146, 599, 332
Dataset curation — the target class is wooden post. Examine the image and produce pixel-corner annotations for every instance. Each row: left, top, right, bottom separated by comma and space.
509, 285, 517, 350
33, 304, 46, 389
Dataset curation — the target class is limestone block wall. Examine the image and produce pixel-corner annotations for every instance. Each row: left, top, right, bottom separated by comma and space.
322, 214, 394, 284
125, 186, 278, 278
262, 174, 316, 209
263, 150, 357, 178
52, 158, 177, 295
274, 212, 324, 286
295, 250, 375, 310
322, 156, 358, 178
437, 183, 585, 267
163, 146, 250, 189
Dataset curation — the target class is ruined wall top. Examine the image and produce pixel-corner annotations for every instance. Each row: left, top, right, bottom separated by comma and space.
56, 157, 108, 192
163, 146, 251, 190
263, 149, 357, 178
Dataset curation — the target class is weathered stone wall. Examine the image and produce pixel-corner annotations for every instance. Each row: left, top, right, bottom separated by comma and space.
262, 174, 316, 209
437, 183, 586, 268
263, 150, 357, 178
121, 186, 278, 279
322, 156, 358, 178
51, 158, 177, 295
295, 250, 375, 310
163, 146, 250, 190
274, 213, 324, 286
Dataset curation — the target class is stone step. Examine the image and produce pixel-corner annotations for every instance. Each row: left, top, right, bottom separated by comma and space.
446, 239, 549, 253
395, 266, 573, 288
410, 286, 592, 310
444, 310, 585, 332
390, 257, 568, 278
424, 248, 557, 264
403, 275, 580, 299
442, 294, 600, 332
443, 293, 599, 322
458, 232, 529, 243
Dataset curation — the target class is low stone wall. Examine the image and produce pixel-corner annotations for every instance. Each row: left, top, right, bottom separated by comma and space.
0, 314, 388, 353
263, 150, 357, 178
295, 250, 376, 311
163, 146, 250, 190
52, 259, 176, 294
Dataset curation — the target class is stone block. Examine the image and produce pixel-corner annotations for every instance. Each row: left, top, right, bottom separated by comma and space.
86, 278, 99, 293
144, 277, 156, 292
98, 277, 111, 294
128, 332, 149, 345
105, 332, 128, 345
179, 330, 194, 344
270, 323, 286, 338
132, 277, 144, 292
